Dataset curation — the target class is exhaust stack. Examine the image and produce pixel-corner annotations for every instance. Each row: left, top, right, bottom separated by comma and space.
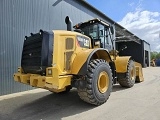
65, 16, 72, 31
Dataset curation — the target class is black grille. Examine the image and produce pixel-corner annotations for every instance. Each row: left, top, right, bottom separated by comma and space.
21, 30, 53, 75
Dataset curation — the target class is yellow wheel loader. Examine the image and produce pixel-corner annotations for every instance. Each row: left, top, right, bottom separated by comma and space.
13, 16, 144, 105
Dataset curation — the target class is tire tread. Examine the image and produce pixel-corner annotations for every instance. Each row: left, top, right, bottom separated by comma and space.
78, 59, 112, 105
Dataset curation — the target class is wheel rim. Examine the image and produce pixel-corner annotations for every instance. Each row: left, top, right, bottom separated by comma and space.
130, 67, 135, 80
98, 71, 109, 93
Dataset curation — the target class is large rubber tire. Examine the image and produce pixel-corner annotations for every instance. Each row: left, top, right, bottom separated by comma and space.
118, 60, 136, 88
77, 59, 113, 106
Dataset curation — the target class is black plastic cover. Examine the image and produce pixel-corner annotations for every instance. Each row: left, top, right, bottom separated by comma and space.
21, 30, 53, 75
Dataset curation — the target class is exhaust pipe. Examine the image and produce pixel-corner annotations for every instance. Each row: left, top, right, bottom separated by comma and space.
65, 16, 72, 31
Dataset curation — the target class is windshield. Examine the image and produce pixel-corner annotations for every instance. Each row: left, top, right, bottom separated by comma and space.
81, 24, 99, 39
80, 24, 112, 51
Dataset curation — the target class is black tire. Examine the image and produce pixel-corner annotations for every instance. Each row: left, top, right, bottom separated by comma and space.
118, 60, 136, 88
77, 59, 113, 106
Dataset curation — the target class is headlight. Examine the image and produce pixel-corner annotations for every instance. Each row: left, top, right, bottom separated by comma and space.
18, 68, 21, 72
18, 67, 23, 73
48, 69, 52, 75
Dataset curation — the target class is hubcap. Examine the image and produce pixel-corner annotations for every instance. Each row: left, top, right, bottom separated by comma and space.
130, 67, 135, 80
98, 71, 109, 93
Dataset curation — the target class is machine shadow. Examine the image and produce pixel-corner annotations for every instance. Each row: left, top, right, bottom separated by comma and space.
112, 84, 127, 92
10, 89, 95, 120
3, 84, 135, 120
112, 82, 141, 92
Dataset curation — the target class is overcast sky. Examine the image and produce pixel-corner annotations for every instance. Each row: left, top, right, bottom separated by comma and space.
87, 0, 160, 52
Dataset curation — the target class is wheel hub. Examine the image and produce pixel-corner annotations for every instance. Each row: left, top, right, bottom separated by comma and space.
130, 67, 135, 80
98, 71, 109, 93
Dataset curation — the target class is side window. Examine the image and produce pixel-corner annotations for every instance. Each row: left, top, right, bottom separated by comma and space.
104, 29, 112, 51
89, 24, 98, 39
99, 24, 105, 48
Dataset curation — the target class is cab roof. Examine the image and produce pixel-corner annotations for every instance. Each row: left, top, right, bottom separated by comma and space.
73, 18, 110, 29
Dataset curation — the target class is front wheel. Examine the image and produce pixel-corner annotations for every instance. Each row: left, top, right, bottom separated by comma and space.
118, 60, 136, 88
78, 59, 113, 106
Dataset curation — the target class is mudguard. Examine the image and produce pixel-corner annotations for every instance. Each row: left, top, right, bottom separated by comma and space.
115, 56, 132, 73
71, 48, 112, 75
135, 62, 144, 82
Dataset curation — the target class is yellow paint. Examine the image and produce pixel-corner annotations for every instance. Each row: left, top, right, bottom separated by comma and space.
71, 49, 93, 74
115, 57, 144, 82
53, 30, 90, 75
30, 75, 46, 88
71, 49, 112, 74
13, 30, 91, 92
115, 56, 131, 73
14, 64, 72, 92
58, 75, 72, 88
98, 71, 109, 93
135, 62, 144, 82
48, 88, 66, 93
94, 50, 111, 62
15, 30, 144, 94
14, 70, 72, 92
130, 66, 136, 81
14, 73, 30, 84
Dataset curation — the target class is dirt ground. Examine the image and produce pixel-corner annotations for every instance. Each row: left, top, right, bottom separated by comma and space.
0, 67, 160, 120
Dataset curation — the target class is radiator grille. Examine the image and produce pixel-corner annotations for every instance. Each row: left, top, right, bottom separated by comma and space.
65, 38, 74, 50
21, 31, 53, 75
65, 51, 74, 70
21, 33, 42, 67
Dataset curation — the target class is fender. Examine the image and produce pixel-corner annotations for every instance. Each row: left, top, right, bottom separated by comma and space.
115, 56, 132, 73
71, 48, 112, 75
135, 62, 144, 82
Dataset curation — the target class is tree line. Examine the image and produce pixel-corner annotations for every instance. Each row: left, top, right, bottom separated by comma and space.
151, 51, 160, 60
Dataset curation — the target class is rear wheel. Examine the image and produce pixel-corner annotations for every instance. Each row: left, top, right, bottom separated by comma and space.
118, 60, 136, 88
77, 59, 113, 106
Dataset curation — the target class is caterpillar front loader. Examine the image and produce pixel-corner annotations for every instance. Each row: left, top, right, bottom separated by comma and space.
14, 16, 144, 105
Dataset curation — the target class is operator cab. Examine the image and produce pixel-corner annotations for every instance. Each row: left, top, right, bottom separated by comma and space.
74, 19, 114, 51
